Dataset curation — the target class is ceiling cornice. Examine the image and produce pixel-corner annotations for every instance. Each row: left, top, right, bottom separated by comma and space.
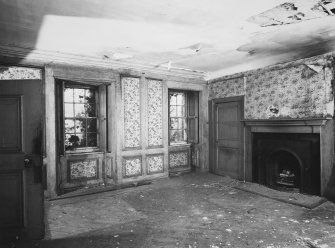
0, 44, 207, 82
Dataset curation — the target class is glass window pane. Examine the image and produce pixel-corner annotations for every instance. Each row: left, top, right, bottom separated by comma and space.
64, 88, 73, 102
65, 119, 75, 133
87, 133, 97, 147
170, 106, 177, 117
176, 106, 185, 117
73, 88, 85, 103
170, 118, 179, 129
85, 89, 95, 104
74, 103, 86, 117
65, 133, 74, 150
65, 133, 82, 150
75, 119, 86, 133
76, 133, 86, 148
64, 103, 74, 117
176, 93, 185, 105
183, 129, 188, 142
85, 103, 96, 117
179, 118, 187, 130
87, 119, 97, 132
170, 94, 177, 105
170, 129, 182, 143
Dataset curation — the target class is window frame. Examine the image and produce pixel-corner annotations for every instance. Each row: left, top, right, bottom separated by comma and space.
57, 79, 101, 154
168, 90, 199, 146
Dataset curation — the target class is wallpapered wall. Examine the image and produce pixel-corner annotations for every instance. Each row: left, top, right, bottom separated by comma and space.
209, 58, 334, 119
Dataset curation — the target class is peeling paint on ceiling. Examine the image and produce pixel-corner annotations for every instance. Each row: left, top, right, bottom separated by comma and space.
247, 0, 335, 27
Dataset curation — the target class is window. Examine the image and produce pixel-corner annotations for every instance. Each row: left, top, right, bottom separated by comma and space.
169, 90, 199, 145
57, 81, 100, 152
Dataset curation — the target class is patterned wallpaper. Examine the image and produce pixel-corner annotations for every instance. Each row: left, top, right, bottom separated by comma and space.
123, 157, 142, 177
0, 66, 41, 80
169, 151, 189, 168
209, 61, 334, 119
147, 155, 164, 174
123, 77, 141, 148
209, 77, 245, 99
147, 79, 163, 147
69, 160, 97, 180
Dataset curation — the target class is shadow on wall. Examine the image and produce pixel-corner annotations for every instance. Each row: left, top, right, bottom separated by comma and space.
0, 0, 121, 65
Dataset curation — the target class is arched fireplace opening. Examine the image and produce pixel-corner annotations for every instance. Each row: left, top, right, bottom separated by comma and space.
267, 150, 302, 192
252, 133, 320, 195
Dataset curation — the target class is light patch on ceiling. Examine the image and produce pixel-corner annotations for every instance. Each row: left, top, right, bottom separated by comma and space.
248, 0, 335, 27
111, 53, 133, 60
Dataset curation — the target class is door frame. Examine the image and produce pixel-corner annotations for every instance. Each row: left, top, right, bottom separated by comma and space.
209, 96, 244, 177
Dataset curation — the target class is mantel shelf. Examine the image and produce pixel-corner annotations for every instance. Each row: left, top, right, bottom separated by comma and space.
242, 118, 332, 127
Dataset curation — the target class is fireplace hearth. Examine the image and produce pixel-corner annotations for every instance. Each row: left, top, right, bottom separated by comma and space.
253, 133, 320, 195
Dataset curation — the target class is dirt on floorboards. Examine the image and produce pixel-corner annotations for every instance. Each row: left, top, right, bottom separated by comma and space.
6, 172, 335, 248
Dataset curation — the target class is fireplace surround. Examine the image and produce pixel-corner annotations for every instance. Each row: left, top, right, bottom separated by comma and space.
252, 133, 320, 195
243, 118, 334, 197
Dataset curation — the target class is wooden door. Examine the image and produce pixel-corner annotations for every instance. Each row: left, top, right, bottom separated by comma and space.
0, 79, 44, 242
211, 97, 244, 179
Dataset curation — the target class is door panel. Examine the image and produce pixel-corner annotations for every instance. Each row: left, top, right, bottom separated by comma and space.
0, 171, 23, 228
0, 96, 22, 151
0, 79, 44, 242
212, 98, 243, 179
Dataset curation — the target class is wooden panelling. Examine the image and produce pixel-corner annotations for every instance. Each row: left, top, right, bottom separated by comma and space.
169, 150, 189, 169
147, 154, 164, 174
122, 156, 142, 178
60, 153, 104, 190
0, 171, 23, 228
0, 96, 22, 152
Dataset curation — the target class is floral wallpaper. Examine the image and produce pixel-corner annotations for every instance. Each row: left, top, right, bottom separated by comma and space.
147, 79, 163, 147
123, 77, 141, 148
169, 151, 188, 168
123, 157, 142, 177
244, 65, 333, 119
209, 60, 334, 119
147, 155, 164, 174
209, 77, 245, 100
69, 160, 97, 180
0, 66, 41, 80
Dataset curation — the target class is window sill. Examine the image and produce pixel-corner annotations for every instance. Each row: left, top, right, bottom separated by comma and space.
65, 147, 102, 154
169, 143, 191, 147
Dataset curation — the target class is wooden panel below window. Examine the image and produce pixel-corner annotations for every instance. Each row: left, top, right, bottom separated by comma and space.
169, 151, 189, 169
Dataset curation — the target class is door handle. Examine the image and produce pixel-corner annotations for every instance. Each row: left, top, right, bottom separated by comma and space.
24, 158, 31, 168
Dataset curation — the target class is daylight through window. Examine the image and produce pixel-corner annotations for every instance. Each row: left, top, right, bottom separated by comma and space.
64, 85, 98, 151
169, 90, 199, 145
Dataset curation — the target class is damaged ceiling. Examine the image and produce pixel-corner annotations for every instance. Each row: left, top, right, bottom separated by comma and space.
0, 0, 335, 79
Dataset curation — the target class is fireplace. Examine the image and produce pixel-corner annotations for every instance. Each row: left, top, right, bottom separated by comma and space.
252, 133, 320, 195
242, 118, 334, 197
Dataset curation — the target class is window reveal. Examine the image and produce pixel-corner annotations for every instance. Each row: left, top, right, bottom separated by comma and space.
63, 86, 98, 151
169, 91, 199, 145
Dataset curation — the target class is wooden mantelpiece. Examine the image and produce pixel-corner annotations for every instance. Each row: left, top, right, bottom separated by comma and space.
242, 118, 332, 134
241, 118, 334, 197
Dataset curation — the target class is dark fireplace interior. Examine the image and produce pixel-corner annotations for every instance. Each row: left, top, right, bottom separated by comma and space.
252, 133, 320, 195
